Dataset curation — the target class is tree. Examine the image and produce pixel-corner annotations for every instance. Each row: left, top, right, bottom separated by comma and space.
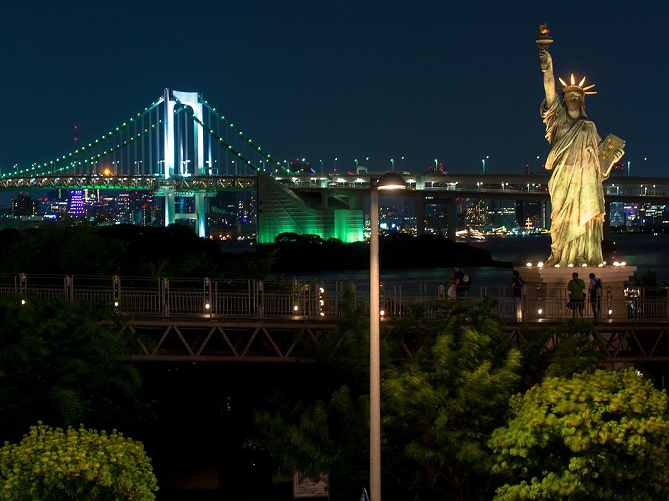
0, 296, 144, 442
513, 319, 604, 390
489, 369, 669, 500
381, 306, 522, 500
254, 297, 524, 501
0, 423, 158, 500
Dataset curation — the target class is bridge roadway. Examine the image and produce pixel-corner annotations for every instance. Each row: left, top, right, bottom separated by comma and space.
2, 273, 669, 365
2, 173, 669, 204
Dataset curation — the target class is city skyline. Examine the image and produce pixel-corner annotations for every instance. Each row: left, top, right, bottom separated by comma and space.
5, 187, 667, 239
1, 2, 666, 180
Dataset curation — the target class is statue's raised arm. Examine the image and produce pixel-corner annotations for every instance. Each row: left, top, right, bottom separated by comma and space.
540, 50, 557, 106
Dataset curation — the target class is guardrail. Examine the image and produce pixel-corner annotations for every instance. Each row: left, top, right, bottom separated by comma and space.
1, 273, 667, 322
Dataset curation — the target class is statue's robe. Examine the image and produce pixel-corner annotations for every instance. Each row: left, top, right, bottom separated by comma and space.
541, 98, 605, 266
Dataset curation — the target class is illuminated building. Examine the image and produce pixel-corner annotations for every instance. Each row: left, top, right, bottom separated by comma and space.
69, 190, 86, 216
11, 193, 39, 217
487, 200, 517, 230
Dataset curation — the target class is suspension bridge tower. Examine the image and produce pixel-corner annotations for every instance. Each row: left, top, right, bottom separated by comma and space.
162, 88, 209, 237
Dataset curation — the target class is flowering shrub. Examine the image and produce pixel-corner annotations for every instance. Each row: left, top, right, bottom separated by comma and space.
0, 423, 158, 500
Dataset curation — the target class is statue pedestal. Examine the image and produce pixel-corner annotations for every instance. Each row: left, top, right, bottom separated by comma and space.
519, 266, 637, 321
522, 266, 637, 297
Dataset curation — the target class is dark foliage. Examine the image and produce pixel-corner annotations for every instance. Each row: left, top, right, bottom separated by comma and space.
261, 233, 510, 272
0, 224, 273, 279
0, 296, 146, 442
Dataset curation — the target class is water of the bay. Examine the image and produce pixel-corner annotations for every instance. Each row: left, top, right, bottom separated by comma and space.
278, 233, 667, 289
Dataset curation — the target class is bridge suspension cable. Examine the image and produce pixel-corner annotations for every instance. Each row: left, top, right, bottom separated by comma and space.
4, 90, 290, 180
1, 96, 165, 179
201, 100, 288, 174
174, 100, 290, 175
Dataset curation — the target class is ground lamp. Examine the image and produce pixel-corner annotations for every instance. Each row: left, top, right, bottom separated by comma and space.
369, 172, 406, 501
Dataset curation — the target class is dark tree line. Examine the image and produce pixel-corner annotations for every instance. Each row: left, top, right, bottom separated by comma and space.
0, 224, 273, 278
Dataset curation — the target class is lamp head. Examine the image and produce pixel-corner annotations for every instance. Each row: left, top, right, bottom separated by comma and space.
374, 172, 406, 190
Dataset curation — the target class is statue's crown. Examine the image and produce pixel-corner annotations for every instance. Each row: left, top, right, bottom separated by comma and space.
559, 74, 597, 95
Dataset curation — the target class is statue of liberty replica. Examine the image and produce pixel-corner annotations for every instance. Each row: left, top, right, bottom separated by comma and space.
538, 25, 625, 267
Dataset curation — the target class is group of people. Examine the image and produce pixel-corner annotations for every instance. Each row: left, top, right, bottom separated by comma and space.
510, 269, 602, 321
447, 266, 603, 321
567, 271, 603, 320
446, 265, 470, 300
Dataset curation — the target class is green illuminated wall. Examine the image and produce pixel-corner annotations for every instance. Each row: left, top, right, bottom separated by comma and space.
257, 174, 363, 244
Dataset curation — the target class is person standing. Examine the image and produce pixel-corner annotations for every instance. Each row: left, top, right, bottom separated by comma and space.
511, 270, 525, 321
567, 272, 586, 317
446, 268, 458, 300
588, 272, 603, 322
453, 265, 468, 298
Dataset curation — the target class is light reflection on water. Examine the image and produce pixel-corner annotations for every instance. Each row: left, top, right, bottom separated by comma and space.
280, 233, 668, 289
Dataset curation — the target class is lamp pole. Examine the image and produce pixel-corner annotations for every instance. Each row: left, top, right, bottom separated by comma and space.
369, 172, 406, 501
482, 155, 489, 175
369, 179, 381, 501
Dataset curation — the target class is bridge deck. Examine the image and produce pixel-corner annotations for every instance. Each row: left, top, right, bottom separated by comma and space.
2, 273, 668, 364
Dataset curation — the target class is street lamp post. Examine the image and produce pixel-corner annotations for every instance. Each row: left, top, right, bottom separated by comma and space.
369, 172, 406, 501
390, 158, 394, 171
482, 155, 489, 175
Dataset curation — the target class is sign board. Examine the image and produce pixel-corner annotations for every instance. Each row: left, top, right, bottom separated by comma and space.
293, 471, 329, 499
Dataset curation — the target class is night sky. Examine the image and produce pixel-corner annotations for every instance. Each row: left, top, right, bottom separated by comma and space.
1, 1, 666, 177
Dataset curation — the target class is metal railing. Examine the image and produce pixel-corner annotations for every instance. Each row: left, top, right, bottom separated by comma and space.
1, 273, 668, 323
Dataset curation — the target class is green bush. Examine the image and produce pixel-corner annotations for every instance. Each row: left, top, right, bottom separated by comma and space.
490, 369, 669, 500
0, 423, 158, 500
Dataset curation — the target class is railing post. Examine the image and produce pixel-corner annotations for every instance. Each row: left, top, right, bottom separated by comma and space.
64, 275, 73, 301
19, 273, 27, 294
161, 278, 170, 318
379, 282, 385, 317
204, 277, 212, 315
113, 275, 121, 311
318, 282, 325, 317
257, 280, 264, 319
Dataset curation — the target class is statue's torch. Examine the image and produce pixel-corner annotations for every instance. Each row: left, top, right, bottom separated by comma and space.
536, 24, 553, 52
